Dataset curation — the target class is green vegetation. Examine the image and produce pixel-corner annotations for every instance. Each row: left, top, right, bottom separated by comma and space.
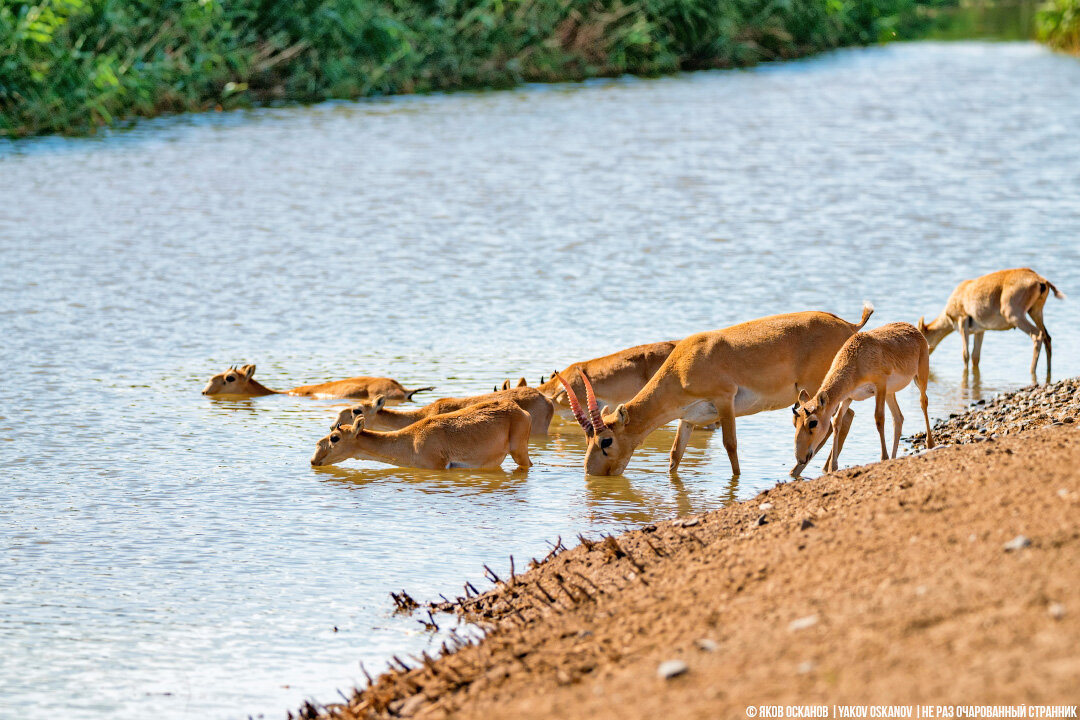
1038, 0, 1080, 53
2, 0, 943, 138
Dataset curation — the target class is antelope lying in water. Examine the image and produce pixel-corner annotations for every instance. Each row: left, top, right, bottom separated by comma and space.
792, 322, 934, 476
201, 364, 434, 402
511, 341, 678, 418
310, 399, 533, 470
332, 386, 554, 435
918, 268, 1064, 380
559, 305, 874, 476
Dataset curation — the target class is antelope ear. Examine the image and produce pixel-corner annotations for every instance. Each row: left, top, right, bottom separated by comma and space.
612, 404, 629, 427
792, 403, 800, 415
816, 390, 829, 408
917, 316, 927, 333
798, 389, 811, 404
539, 375, 546, 384
516, 377, 527, 387
501, 379, 511, 390
347, 417, 365, 433
372, 396, 386, 413
240, 364, 256, 380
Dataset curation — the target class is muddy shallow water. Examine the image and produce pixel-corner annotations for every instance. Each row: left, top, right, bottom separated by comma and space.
1, 41, 1078, 719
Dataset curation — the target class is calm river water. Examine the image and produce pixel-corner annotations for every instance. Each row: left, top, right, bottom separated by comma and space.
2, 41, 1078, 720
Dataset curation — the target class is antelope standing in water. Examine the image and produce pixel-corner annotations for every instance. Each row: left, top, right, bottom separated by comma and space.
559, 305, 874, 476
791, 322, 934, 476
332, 386, 554, 435
202, 364, 434, 402
918, 268, 1063, 381
310, 399, 533, 470
509, 341, 677, 419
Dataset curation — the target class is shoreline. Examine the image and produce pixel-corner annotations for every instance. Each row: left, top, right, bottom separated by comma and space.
302, 377, 1080, 719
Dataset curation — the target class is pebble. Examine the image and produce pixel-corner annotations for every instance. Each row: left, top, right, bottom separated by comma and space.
797, 661, 815, 674
759, 502, 774, 511
1048, 603, 1066, 620
1003, 535, 1031, 552
695, 638, 719, 652
657, 659, 689, 679
788, 614, 819, 632
907, 377, 1080, 450
799, 518, 815, 531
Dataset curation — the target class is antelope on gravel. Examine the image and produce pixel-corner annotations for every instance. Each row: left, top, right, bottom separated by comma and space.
791, 322, 934, 477
512, 341, 678, 419
559, 305, 874, 477
201, 364, 434, 402
310, 399, 533, 470
332, 386, 554, 436
918, 268, 1064, 380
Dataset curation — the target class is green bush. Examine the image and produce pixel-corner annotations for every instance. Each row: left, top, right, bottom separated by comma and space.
1, 0, 939, 138
1038, 0, 1080, 53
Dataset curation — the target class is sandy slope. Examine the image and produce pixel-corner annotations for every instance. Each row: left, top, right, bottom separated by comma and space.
307, 415, 1080, 720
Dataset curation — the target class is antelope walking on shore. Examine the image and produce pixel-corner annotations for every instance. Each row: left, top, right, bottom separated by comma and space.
202, 364, 434, 402
310, 399, 533, 470
918, 268, 1064, 381
791, 322, 934, 476
558, 305, 874, 476
332, 386, 554, 435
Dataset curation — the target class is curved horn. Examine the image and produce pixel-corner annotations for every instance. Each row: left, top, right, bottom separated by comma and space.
580, 370, 607, 433
554, 371, 593, 436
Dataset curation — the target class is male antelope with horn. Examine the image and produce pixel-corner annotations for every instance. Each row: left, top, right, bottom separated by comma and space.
558, 305, 874, 476
202, 364, 434, 402
510, 341, 678, 419
791, 322, 934, 476
310, 399, 533, 470
332, 386, 554, 435
918, 268, 1063, 381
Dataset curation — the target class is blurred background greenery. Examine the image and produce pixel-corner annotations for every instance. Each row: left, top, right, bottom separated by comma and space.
0, 0, 1074, 138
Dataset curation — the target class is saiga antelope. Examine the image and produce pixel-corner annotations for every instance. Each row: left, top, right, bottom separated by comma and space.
559, 305, 874, 476
792, 322, 933, 476
510, 341, 678, 419
918, 268, 1063, 380
202, 364, 434, 402
310, 399, 533, 470
332, 386, 554, 436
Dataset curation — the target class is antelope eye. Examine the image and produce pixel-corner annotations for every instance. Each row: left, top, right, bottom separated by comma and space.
226, 375, 236, 383
330, 434, 340, 443
808, 419, 818, 429
599, 437, 613, 449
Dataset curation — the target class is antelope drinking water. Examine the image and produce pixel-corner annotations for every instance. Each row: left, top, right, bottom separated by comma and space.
559, 305, 874, 476
791, 322, 934, 476
310, 399, 533, 470
918, 268, 1063, 381
332, 386, 554, 436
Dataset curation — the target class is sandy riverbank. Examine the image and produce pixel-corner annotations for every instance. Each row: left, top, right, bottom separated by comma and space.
303, 380, 1080, 720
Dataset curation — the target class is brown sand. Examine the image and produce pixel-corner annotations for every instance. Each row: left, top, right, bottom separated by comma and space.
307, 420, 1080, 720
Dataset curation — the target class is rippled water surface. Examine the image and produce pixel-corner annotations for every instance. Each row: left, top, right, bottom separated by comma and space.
2, 41, 1079, 719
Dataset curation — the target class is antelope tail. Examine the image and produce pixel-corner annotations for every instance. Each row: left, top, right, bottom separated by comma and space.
1045, 280, 1065, 300
853, 301, 875, 331
406, 386, 436, 400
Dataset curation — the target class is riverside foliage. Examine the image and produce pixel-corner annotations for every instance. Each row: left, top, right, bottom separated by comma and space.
2, 0, 942, 137
1038, 0, 1080, 54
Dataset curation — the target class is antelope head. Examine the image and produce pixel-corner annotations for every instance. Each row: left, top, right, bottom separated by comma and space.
791, 388, 831, 475
332, 395, 385, 430
311, 417, 365, 466
202, 364, 257, 395
556, 370, 631, 476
